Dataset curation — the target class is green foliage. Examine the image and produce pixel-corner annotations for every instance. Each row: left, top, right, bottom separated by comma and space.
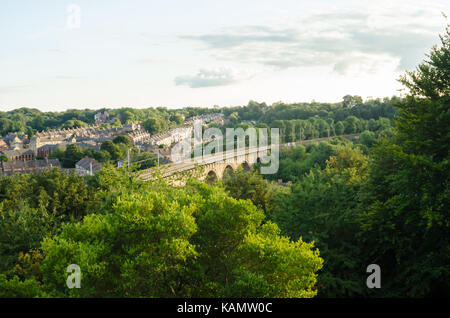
61, 119, 88, 129
51, 145, 110, 168
40, 187, 199, 297
0, 204, 57, 274
0, 169, 95, 274
265, 141, 344, 183
274, 145, 369, 297
62, 144, 84, 168
130, 152, 157, 170
359, 130, 376, 148
0, 169, 93, 220
228, 222, 323, 298
15, 249, 44, 282
228, 112, 239, 124
112, 134, 132, 147
342, 95, 363, 108
111, 117, 122, 127
143, 117, 168, 134
101, 140, 123, 162
335, 121, 345, 135
222, 168, 287, 220
170, 113, 184, 125
31, 170, 322, 298
0, 93, 396, 139
399, 26, 450, 100
83, 148, 111, 164
186, 180, 322, 297
0, 274, 47, 298
358, 141, 450, 297
344, 116, 360, 134
357, 26, 450, 297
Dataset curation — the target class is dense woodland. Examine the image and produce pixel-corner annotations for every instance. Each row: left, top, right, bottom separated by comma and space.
0, 27, 448, 298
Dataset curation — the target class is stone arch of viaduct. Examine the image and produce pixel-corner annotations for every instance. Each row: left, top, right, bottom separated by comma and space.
201, 159, 252, 184
171, 150, 258, 185
138, 134, 359, 185
144, 149, 262, 186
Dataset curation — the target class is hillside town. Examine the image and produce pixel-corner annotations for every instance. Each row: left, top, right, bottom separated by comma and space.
0, 112, 225, 176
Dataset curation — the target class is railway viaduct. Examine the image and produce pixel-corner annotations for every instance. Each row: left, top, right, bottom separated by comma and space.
138, 134, 358, 184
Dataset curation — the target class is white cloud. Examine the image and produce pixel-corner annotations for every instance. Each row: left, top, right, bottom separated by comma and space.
180, 4, 446, 74
175, 68, 254, 88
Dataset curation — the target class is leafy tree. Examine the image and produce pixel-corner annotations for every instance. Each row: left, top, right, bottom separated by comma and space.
358, 25, 450, 297
113, 135, 132, 147
359, 130, 376, 147
222, 168, 287, 220
0, 169, 94, 220
62, 144, 84, 168
368, 119, 378, 131
275, 145, 369, 297
0, 274, 47, 298
304, 141, 336, 170
335, 121, 345, 135
284, 121, 296, 142
170, 114, 184, 125
143, 117, 167, 134
112, 117, 122, 127
30, 115, 45, 131
14, 249, 43, 282
377, 117, 392, 130
344, 116, 359, 134
130, 152, 157, 170
101, 140, 123, 162
48, 147, 65, 162
0, 169, 93, 273
185, 180, 323, 297
0, 118, 13, 135
0, 204, 57, 274
228, 112, 239, 124
92, 150, 111, 164
35, 170, 322, 298
40, 186, 199, 297
342, 95, 363, 108
61, 119, 88, 129
228, 222, 322, 298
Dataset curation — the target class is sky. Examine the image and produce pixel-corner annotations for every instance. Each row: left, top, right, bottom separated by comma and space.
0, 0, 448, 112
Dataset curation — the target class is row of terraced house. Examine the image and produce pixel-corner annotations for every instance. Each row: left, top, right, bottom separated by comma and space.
0, 113, 225, 175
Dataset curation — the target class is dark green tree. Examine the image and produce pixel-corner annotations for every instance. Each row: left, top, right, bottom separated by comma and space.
143, 117, 167, 134
62, 144, 84, 168
113, 134, 132, 147
101, 140, 123, 162
0, 154, 9, 162
359, 25, 450, 297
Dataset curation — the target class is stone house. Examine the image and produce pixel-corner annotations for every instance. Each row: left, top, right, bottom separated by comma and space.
0, 158, 60, 176
1, 148, 35, 161
0, 140, 8, 151
75, 157, 102, 176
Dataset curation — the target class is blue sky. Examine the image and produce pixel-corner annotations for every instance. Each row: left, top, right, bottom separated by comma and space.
0, 0, 448, 111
